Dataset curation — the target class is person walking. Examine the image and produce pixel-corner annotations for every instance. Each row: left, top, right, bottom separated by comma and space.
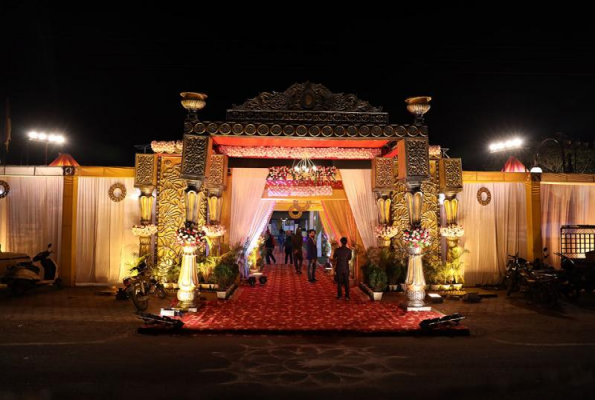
284, 230, 293, 265
264, 231, 276, 265
333, 237, 352, 299
292, 227, 304, 274
306, 229, 318, 282
278, 229, 285, 253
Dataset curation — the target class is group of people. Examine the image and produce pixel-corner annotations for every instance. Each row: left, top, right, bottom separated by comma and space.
263, 227, 352, 300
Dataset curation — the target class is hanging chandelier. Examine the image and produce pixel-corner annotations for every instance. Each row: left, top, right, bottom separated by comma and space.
291, 156, 317, 178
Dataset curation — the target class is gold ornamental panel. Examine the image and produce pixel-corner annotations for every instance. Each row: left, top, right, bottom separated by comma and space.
157, 156, 186, 266
134, 154, 156, 187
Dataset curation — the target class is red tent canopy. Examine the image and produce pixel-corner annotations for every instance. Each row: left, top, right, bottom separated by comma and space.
501, 156, 526, 172
49, 153, 80, 167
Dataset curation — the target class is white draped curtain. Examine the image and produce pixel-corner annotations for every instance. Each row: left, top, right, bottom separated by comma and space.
458, 183, 528, 285
340, 169, 378, 250
75, 177, 139, 283
0, 176, 63, 262
541, 184, 595, 267
229, 168, 269, 247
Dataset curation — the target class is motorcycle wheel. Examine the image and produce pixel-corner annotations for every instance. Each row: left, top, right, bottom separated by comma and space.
131, 285, 149, 311
156, 284, 167, 299
538, 285, 558, 309
506, 276, 515, 296
561, 285, 581, 302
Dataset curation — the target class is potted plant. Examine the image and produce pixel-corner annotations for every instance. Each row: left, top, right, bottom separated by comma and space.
214, 263, 239, 299
367, 264, 387, 301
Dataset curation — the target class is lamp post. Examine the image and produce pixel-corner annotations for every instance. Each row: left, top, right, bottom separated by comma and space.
28, 131, 66, 165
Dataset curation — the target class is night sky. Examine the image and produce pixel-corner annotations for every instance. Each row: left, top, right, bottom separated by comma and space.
2, 3, 594, 169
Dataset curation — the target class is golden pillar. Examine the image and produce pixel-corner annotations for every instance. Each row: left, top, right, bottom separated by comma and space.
177, 92, 209, 308
134, 154, 157, 262
525, 172, 543, 261
397, 137, 431, 311
372, 157, 396, 248
205, 154, 228, 256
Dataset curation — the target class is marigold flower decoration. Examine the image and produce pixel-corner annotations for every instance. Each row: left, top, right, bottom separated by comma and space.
176, 222, 207, 247
440, 224, 464, 238
132, 224, 158, 237
202, 224, 227, 237
402, 226, 432, 249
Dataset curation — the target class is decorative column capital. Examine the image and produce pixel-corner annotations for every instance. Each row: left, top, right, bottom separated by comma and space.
134, 154, 157, 188
397, 138, 430, 191
439, 158, 463, 198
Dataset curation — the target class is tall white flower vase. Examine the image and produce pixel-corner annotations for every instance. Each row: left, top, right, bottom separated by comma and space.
403, 247, 431, 311
177, 244, 198, 309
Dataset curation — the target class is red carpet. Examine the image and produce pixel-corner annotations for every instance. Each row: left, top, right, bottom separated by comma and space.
179, 264, 468, 335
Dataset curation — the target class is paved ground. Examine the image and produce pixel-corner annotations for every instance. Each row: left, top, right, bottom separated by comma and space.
1, 285, 595, 399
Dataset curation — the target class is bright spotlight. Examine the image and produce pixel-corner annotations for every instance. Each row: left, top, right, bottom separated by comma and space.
28, 131, 38, 140
530, 166, 543, 173
38, 133, 47, 141
489, 137, 524, 153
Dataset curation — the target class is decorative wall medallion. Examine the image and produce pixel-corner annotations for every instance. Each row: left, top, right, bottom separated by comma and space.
477, 187, 492, 206
0, 180, 10, 199
108, 183, 127, 202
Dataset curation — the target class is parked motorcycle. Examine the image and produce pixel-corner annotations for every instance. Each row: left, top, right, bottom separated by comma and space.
123, 259, 167, 311
504, 252, 558, 308
0, 244, 61, 296
554, 251, 595, 300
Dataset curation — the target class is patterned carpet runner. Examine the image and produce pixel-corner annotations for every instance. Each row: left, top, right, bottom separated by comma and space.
181, 264, 467, 334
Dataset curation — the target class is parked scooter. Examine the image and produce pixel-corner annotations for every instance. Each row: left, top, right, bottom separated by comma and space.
504, 252, 558, 308
1, 244, 61, 296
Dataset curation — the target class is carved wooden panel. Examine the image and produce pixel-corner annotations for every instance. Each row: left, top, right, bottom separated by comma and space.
134, 154, 156, 187
439, 158, 463, 194
156, 156, 186, 266
206, 154, 228, 188
181, 134, 209, 180
397, 138, 430, 186
390, 181, 410, 254
372, 157, 395, 189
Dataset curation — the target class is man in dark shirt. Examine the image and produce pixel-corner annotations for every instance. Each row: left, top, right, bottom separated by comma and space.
264, 231, 276, 265
284, 231, 293, 265
306, 229, 318, 282
291, 227, 304, 274
333, 237, 352, 299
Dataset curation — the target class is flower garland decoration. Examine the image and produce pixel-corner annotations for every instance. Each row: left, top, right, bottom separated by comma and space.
402, 227, 432, 249
219, 146, 381, 160
176, 222, 207, 247
375, 224, 399, 239
132, 224, 158, 237
202, 224, 227, 237
267, 185, 333, 197
440, 224, 465, 238
151, 140, 184, 154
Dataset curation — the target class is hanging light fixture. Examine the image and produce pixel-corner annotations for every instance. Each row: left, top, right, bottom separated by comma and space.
292, 156, 317, 174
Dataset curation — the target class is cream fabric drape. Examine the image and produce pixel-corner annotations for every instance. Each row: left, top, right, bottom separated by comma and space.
0, 176, 63, 261
541, 184, 595, 267
458, 183, 527, 285
75, 177, 139, 283
340, 169, 378, 250
243, 199, 277, 276
229, 168, 269, 247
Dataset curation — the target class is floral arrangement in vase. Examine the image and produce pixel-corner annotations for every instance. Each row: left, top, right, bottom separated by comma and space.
176, 222, 207, 247
202, 224, 227, 237
402, 227, 432, 249
132, 224, 158, 236
440, 224, 464, 238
